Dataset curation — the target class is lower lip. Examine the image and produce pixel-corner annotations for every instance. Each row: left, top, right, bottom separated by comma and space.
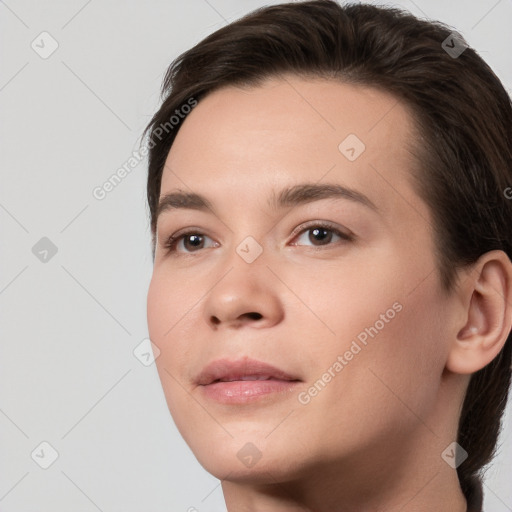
200, 379, 300, 404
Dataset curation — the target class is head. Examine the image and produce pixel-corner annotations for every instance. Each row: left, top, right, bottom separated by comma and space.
144, 0, 512, 502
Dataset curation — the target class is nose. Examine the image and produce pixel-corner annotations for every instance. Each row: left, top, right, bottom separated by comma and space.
202, 256, 285, 331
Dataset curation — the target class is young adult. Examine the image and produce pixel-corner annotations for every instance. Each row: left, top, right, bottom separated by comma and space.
144, 2, 512, 510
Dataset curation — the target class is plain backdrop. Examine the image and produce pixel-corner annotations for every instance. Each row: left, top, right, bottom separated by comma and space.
1, 0, 511, 510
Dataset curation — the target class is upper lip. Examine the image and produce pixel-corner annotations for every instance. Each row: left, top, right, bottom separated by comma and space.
196, 358, 301, 386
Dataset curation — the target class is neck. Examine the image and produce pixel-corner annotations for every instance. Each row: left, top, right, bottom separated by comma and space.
221, 462, 467, 512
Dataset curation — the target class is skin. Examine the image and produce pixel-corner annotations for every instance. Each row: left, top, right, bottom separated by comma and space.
146, 75, 512, 512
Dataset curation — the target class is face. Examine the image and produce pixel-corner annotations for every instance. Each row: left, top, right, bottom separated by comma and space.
147, 76, 459, 484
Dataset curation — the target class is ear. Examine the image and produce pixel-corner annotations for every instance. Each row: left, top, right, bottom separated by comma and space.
446, 250, 512, 375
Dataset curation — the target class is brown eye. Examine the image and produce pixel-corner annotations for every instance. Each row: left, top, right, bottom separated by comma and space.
292, 222, 353, 248
308, 227, 335, 245
182, 234, 205, 251
164, 232, 215, 254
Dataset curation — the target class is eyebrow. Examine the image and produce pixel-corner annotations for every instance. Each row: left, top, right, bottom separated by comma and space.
156, 182, 378, 221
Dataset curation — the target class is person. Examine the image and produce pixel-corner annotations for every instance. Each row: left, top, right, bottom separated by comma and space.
143, 1, 512, 510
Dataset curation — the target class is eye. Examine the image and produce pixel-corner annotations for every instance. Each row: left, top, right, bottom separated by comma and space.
290, 221, 354, 248
162, 221, 354, 256
163, 231, 217, 255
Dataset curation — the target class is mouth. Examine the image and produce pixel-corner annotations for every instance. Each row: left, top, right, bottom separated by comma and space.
196, 358, 301, 404
212, 375, 286, 382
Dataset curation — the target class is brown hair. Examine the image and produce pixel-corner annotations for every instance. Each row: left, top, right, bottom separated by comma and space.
143, 0, 512, 500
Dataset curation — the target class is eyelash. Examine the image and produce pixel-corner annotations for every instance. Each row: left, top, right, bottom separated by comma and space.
163, 221, 354, 256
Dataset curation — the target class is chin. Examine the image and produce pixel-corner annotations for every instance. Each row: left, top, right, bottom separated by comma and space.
197, 454, 297, 485
186, 432, 312, 484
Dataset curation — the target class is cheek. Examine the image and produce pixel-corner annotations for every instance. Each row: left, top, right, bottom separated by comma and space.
146, 279, 162, 340
301, 252, 448, 415
341, 282, 447, 418
147, 275, 197, 424
147, 271, 197, 343
279, 256, 400, 365
147, 274, 195, 377
146, 277, 176, 350
297, 292, 448, 460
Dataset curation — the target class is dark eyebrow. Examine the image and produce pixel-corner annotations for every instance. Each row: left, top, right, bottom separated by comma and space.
268, 182, 378, 212
156, 190, 215, 220
156, 182, 378, 221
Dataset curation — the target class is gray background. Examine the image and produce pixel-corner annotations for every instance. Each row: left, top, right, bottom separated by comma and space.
1, 0, 511, 510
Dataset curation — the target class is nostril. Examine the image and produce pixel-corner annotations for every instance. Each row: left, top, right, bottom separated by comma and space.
210, 312, 262, 326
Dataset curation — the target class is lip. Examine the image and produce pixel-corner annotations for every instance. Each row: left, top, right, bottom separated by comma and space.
196, 358, 301, 404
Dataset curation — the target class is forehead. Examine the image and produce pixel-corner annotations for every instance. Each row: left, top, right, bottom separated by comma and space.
160, 75, 428, 225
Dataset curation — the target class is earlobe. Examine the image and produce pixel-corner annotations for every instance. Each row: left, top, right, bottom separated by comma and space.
446, 250, 512, 375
